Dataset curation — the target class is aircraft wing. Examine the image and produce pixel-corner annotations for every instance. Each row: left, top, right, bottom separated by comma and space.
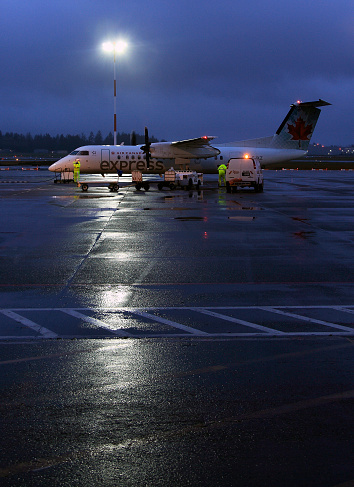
171, 136, 217, 148
150, 136, 220, 159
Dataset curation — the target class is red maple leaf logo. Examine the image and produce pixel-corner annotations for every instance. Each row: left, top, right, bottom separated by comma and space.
287, 117, 313, 140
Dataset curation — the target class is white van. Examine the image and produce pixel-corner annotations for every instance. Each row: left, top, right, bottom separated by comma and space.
225, 157, 264, 193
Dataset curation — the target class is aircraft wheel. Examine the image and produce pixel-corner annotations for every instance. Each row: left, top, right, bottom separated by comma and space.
113, 184, 119, 192
157, 182, 163, 191
81, 183, 88, 192
169, 183, 175, 190
135, 183, 142, 191
143, 182, 150, 191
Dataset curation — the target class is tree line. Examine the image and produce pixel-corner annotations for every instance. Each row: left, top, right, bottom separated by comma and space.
0, 130, 159, 153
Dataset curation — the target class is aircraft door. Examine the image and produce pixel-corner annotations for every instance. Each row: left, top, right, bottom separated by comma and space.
101, 149, 110, 164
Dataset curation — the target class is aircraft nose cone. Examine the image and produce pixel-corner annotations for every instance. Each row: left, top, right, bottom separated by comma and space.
48, 162, 58, 172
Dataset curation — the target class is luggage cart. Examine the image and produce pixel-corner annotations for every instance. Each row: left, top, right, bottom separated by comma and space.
157, 168, 203, 190
78, 175, 120, 192
53, 169, 73, 184
132, 170, 150, 191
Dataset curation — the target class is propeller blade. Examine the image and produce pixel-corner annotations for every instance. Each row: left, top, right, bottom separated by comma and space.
144, 126, 150, 169
130, 131, 137, 146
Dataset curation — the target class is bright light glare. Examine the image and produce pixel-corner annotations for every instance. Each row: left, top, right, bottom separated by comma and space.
244, 153, 249, 159
102, 40, 128, 54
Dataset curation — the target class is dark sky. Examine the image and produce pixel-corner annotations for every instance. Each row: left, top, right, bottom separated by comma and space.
1, 0, 353, 145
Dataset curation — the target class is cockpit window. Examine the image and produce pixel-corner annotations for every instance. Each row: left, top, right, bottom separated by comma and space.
69, 150, 89, 156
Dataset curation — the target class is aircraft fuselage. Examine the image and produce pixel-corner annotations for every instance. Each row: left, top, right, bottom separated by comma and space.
49, 145, 305, 175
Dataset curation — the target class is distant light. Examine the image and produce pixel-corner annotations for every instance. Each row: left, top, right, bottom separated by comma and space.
244, 153, 249, 159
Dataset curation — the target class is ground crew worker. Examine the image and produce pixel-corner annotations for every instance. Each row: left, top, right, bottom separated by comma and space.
73, 159, 80, 183
218, 163, 227, 186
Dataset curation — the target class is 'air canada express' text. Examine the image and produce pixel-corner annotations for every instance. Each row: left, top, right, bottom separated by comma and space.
100, 160, 165, 172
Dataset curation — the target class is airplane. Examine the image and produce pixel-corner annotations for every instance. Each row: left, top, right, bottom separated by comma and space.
49, 99, 330, 189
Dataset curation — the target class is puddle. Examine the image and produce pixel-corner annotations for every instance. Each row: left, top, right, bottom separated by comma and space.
292, 217, 309, 223
175, 217, 206, 221
78, 195, 116, 199
228, 216, 255, 221
293, 231, 315, 240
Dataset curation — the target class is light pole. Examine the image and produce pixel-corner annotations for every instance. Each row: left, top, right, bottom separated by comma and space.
102, 40, 128, 146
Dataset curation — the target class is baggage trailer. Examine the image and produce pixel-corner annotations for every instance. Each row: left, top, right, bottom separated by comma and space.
53, 169, 73, 184
79, 179, 120, 192
157, 168, 203, 190
78, 170, 123, 192
132, 170, 150, 191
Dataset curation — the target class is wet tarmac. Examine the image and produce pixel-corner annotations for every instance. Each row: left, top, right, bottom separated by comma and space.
0, 169, 354, 485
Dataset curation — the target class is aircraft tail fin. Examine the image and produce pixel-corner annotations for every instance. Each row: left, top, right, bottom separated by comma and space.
270, 99, 331, 150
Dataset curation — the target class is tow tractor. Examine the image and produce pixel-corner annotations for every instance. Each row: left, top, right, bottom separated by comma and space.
157, 168, 203, 190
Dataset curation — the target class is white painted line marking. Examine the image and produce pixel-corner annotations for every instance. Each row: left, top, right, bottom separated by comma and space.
60, 309, 132, 337
5, 305, 354, 311
193, 308, 285, 334
133, 311, 209, 335
0, 336, 43, 340
133, 331, 354, 337
260, 307, 354, 332
1, 306, 354, 339
332, 306, 354, 316
0, 310, 58, 338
